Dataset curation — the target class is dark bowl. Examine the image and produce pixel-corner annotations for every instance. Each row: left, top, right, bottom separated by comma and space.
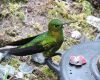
46, 36, 100, 80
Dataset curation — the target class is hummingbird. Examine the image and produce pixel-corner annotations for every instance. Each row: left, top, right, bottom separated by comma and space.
0, 19, 68, 61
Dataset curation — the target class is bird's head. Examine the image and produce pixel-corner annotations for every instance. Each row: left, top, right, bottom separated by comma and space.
48, 19, 65, 32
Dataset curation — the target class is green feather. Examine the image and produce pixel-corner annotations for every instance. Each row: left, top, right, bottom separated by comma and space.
8, 19, 64, 57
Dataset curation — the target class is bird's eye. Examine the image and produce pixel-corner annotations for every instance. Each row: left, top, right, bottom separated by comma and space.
55, 25, 58, 28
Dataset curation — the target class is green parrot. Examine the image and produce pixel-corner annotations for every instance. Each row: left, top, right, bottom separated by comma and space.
0, 19, 67, 60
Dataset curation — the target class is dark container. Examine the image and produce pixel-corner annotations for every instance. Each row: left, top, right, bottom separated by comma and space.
46, 35, 100, 80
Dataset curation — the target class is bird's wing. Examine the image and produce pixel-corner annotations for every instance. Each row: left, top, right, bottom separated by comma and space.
8, 37, 56, 56
7, 35, 38, 46
8, 43, 45, 56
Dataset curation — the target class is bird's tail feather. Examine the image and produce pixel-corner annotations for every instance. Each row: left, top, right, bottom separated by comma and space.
0, 45, 45, 56
0, 46, 17, 61
8, 45, 45, 56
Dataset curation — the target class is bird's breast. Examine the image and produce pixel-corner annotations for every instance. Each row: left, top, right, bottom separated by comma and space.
51, 31, 60, 37
51, 31, 63, 39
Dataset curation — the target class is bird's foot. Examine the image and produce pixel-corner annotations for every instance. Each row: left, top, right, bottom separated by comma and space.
49, 52, 62, 58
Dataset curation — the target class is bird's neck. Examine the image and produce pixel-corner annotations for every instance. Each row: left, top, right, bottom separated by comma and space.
48, 30, 63, 40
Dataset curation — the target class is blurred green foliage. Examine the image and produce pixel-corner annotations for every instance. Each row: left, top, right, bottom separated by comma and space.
3, 0, 28, 3
82, 1, 93, 16
42, 66, 56, 77
1, 1, 25, 21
